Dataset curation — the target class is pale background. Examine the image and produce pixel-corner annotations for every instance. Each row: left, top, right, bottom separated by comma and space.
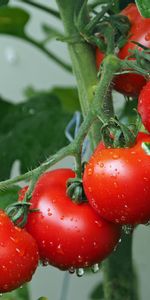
0, 1, 150, 299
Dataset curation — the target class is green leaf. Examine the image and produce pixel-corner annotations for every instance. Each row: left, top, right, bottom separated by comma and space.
90, 282, 104, 299
0, 186, 20, 209
0, 7, 30, 36
135, 0, 150, 17
0, 284, 30, 300
0, 0, 9, 6
142, 142, 150, 155
0, 88, 80, 180
52, 87, 80, 113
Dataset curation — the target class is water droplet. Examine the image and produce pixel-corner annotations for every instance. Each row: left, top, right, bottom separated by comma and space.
87, 168, 92, 176
60, 215, 64, 220
93, 241, 97, 248
10, 236, 18, 243
118, 238, 122, 243
91, 263, 99, 273
99, 163, 104, 168
78, 255, 83, 262
113, 154, 119, 159
121, 216, 126, 221
57, 244, 64, 255
16, 247, 25, 256
123, 225, 133, 234
76, 268, 84, 277
42, 259, 49, 267
115, 219, 119, 223
68, 267, 75, 274
145, 33, 150, 41
0, 241, 5, 247
88, 186, 92, 193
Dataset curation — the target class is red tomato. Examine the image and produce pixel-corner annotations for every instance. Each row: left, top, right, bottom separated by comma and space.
83, 132, 150, 225
96, 4, 150, 96
0, 210, 39, 293
138, 81, 150, 133
20, 169, 121, 270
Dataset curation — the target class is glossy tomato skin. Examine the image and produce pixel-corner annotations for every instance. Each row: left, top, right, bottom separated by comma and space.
83, 133, 150, 225
138, 81, 150, 133
96, 4, 150, 96
0, 210, 39, 293
21, 169, 121, 270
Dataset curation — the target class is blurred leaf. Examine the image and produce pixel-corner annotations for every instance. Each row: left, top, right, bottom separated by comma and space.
52, 87, 80, 113
0, 186, 20, 209
0, 89, 80, 180
90, 282, 104, 299
0, 0, 9, 6
135, 0, 150, 17
1, 284, 30, 300
0, 7, 30, 36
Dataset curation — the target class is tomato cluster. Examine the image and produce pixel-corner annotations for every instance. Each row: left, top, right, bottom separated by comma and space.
1, 2, 150, 295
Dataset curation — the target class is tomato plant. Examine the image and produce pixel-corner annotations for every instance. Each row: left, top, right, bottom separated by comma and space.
0, 210, 39, 293
83, 132, 150, 225
96, 4, 150, 96
138, 81, 150, 132
19, 169, 121, 270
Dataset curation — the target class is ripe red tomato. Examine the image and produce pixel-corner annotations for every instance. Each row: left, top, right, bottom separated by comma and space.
138, 81, 150, 133
96, 4, 150, 96
0, 210, 39, 293
20, 169, 121, 270
83, 132, 150, 225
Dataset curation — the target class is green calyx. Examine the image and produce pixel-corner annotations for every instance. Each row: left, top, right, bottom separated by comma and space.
5, 201, 31, 228
67, 177, 87, 204
100, 111, 142, 148
79, 3, 131, 54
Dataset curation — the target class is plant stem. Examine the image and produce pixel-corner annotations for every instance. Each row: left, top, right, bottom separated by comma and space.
103, 232, 139, 300
56, 0, 101, 149
16, 0, 60, 19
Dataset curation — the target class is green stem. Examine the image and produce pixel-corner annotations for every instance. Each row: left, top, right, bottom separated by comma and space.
103, 232, 139, 300
16, 0, 60, 19
56, 0, 100, 149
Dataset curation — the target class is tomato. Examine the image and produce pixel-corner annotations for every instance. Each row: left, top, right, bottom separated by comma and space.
20, 169, 121, 270
138, 81, 150, 133
96, 4, 150, 96
0, 210, 39, 293
83, 132, 150, 225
